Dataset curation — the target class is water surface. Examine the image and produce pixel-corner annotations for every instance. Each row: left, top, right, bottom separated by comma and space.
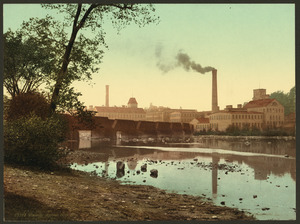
69, 138, 296, 220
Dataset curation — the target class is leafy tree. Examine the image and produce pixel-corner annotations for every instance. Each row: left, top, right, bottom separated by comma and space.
39, 3, 160, 113
4, 4, 159, 113
4, 15, 103, 110
287, 86, 295, 114
270, 86, 295, 115
4, 30, 54, 97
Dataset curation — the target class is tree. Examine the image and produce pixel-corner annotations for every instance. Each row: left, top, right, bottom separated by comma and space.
287, 86, 295, 114
4, 4, 159, 113
4, 15, 105, 111
270, 86, 295, 115
40, 3, 160, 113
4, 29, 54, 97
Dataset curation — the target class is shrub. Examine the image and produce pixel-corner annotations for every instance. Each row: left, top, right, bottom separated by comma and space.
4, 114, 68, 169
6, 92, 50, 121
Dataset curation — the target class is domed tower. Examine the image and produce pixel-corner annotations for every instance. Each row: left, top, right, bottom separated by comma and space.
128, 97, 138, 108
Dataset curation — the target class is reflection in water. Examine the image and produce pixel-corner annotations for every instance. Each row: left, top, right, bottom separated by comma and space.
116, 161, 125, 178
212, 154, 220, 198
69, 138, 296, 220
78, 139, 91, 149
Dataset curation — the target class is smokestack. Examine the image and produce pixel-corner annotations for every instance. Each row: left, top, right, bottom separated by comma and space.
212, 69, 219, 113
105, 85, 109, 107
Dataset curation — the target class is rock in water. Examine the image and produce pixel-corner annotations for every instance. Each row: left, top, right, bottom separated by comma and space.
150, 169, 158, 178
141, 164, 147, 172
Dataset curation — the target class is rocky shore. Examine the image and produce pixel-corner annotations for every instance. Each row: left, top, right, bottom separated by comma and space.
4, 162, 255, 221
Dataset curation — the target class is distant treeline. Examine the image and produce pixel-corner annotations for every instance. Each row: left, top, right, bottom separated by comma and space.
269, 86, 295, 115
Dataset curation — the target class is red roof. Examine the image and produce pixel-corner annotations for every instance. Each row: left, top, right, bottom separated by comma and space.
128, 97, 138, 104
195, 118, 210, 123
95, 106, 145, 114
244, 99, 275, 109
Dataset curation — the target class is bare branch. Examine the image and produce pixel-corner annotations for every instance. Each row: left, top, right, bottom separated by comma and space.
109, 4, 134, 10
77, 4, 98, 29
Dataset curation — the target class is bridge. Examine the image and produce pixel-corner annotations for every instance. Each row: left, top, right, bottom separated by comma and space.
64, 115, 194, 141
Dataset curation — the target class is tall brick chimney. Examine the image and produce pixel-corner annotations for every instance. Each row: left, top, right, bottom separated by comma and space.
212, 69, 219, 113
105, 85, 109, 107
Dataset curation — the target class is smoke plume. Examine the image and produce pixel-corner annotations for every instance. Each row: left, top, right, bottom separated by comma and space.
155, 45, 215, 74
155, 45, 176, 73
176, 52, 215, 74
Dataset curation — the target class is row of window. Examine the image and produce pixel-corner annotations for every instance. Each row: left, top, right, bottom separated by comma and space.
256, 107, 283, 113
266, 121, 284, 126
210, 114, 263, 120
233, 123, 261, 128
196, 124, 210, 130
182, 113, 196, 117
269, 115, 282, 121
210, 115, 231, 120
232, 114, 263, 120
170, 113, 196, 117
98, 113, 145, 119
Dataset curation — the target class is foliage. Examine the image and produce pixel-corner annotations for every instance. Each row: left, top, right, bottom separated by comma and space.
270, 86, 295, 115
73, 106, 97, 129
20, 15, 104, 86
4, 114, 68, 169
5, 92, 50, 121
4, 15, 104, 113
4, 4, 159, 113
41, 3, 160, 112
50, 85, 84, 114
3, 95, 10, 120
3, 30, 54, 97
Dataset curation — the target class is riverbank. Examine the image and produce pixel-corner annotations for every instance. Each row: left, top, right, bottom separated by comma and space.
4, 163, 255, 221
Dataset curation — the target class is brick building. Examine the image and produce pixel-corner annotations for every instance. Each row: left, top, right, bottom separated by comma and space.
94, 97, 146, 121
244, 89, 285, 128
190, 89, 285, 132
190, 118, 210, 132
209, 110, 264, 131
170, 109, 200, 123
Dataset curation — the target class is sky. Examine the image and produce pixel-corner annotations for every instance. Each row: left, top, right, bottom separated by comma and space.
3, 3, 295, 111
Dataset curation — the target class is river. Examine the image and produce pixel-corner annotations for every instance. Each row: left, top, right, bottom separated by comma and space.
69, 137, 296, 220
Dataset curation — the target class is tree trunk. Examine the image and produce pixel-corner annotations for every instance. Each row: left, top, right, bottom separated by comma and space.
49, 4, 97, 114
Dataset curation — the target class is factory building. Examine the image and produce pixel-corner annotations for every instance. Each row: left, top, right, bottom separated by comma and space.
190, 88, 285, 132
92, 85, 146, 121
244, 89, 285, 128
91, 71, 286, 132
144, 104, 174, 122
209, 109, 264, 131
169, 109, 201, 123
94, 105, 146, 121
145, 104, 208, 123
190, 118, 210, 132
